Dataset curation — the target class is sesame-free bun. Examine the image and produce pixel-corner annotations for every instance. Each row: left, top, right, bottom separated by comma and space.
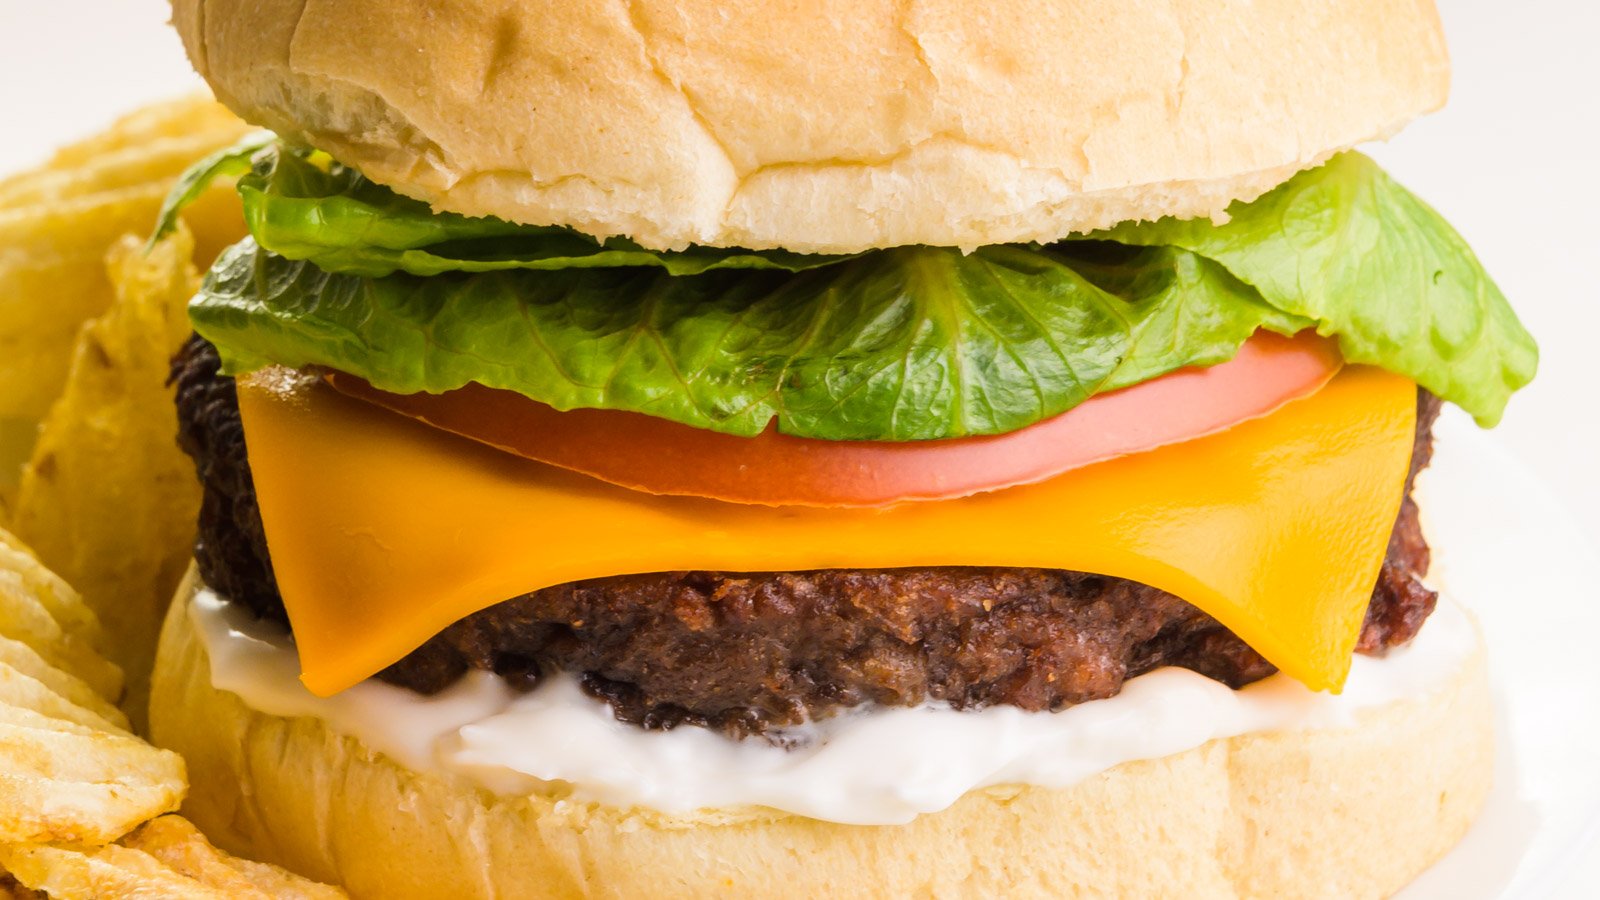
149, 571, 1492, 899
169, 0, 1449, 252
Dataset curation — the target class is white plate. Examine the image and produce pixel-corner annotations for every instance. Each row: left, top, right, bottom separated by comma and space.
1401, 408, 1600, 897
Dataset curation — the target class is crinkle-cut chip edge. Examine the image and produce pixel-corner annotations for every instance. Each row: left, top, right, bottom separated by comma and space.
0, 575, 122, 704
40, 95, 246, 172
0, 817, 345, 899
0, 704, 185, 846
0, 662, 126, 733
0, 535, 102, 653
0, 842, 230, 900
0, 127, 253, 209
121, 817, 347, 899
0, 637, 125, 729
8, 228, 204, 730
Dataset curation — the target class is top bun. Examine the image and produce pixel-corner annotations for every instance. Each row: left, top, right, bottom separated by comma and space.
171, 0, 1448, 253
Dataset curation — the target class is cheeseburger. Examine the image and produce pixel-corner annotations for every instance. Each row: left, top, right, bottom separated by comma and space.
149, 0, 1536, 897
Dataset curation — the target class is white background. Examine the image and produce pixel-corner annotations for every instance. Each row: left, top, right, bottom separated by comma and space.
1, 0, 1596, 893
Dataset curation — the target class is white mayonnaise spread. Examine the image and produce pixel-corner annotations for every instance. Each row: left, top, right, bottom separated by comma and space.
190, 589, 1476, 825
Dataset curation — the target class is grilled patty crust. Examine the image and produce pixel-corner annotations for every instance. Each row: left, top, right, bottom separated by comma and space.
173, 336, 1440, 738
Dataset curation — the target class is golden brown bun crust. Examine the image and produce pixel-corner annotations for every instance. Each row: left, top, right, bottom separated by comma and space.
169, 0, 1448, 252
150, 572, 1492, 899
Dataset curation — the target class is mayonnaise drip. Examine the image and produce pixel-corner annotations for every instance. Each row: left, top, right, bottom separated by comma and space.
190, 589, 1476, 825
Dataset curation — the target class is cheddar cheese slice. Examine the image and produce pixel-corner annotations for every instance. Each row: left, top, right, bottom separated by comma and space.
237, 367, 1417, 697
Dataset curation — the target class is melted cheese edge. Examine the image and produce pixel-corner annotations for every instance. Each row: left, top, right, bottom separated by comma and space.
237, 367, 1416, 697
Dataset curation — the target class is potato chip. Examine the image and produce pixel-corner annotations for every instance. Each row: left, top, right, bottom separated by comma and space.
0, 185, 169, 413
9, 231, 202, 722
0, 96, 250, 465
0, 172, 244, 279
0, 661, 125, 734
27, 97, 246, 173
0, 98, 333, 896
0, 525, 191, 882
0, 131, 250, 211
0, 698, 185, 845
0, 419, 31, 521
0, 549, 122, 704
0, 843, 224, 900
174, 177, 250, 267
0, 530, 104, 653
0, 529, 171, 844
122, 817, 346, 899
0, 182, 246, 428
0, 818, 345, 899
0, 870, 41, 899
0, 636, 124, 730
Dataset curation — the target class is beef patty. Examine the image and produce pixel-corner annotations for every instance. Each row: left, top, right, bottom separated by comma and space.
172, 336, 1441, 739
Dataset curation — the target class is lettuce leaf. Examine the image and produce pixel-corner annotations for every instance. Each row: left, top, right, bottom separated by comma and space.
164, 142, 856, 277
193, 240, 1305, 440
149, 130, 275, 248
178, 141, 1535, 439
1099, 153, 1536, 426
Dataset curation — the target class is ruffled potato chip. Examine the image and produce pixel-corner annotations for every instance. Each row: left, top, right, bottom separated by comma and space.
9, 230, 203, 724
0, 704, 184, 846
0, 660, 125, 733
0, 818, 344, 899
0, 96, 247, 510
120, 817, 345, 899
21, 97, 245, 174
0, 98, 344, 896
0, 544, 121, 703
0, 532, 103, 657
0, 184, 245, 428
0, 522, 332, 895
0, 131, 250, 210
0, 636, 124, 729
2, 96, 249, 713
0, 184, 176, 424
0, 529, 179, 848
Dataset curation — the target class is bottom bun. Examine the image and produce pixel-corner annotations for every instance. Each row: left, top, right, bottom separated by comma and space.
150, 571, 1493, 899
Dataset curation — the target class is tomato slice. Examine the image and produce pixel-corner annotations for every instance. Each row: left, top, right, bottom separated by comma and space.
328, 330, 1342, 507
